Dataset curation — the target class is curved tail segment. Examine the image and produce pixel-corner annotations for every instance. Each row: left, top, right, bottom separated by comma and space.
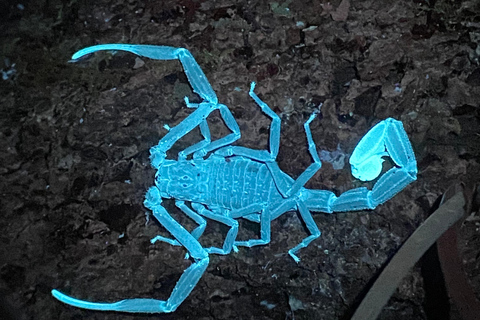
51, 255, 209, 313
51, 240, 209, 314
70, 44, 245, 168
305, 118, 417, 213
51, 186, 210, 313
347, 117, 417, 208
51, 290, 170, 313
71, 44, 218, 104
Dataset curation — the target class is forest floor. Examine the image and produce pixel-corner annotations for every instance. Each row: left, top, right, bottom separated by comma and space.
1, 0, 480, 319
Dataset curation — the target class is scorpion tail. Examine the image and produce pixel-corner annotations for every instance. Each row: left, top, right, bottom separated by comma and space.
51, 255, 209, 313
51, 289, 170, 313
71, 44, 218, 104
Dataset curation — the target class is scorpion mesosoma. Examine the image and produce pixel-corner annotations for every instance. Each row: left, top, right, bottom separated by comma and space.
52, 44, 417, 313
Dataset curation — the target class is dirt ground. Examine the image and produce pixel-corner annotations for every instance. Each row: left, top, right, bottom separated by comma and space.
1, 0, 480, 319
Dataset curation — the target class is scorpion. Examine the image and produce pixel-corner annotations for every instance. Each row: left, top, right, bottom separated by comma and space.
51, 44, 417, 313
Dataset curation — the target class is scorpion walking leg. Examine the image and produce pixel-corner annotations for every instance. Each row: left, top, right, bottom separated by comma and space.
178, 118, 212, 161
191, 203, 239, 255
284, 113, 322, 196
234, 206, 271, 247
214, 82, 280, 162
150, 200, 207, 246
246, 82, 280, 159
194, 104, 241, 156
232, 198, 320, 262
243, 213, 261, 223
213, 83, 320, 199
287, 200, 321, 263
179, 100, 241, 160
155, 202, 240, 255
152, 102, 241, 166
232, 200, 295, 248
266, 113, 323, 198
149, 103, 220, 167
52, 187, 209, 313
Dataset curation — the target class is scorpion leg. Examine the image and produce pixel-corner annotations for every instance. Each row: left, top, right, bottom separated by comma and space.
149, 103, 219, 168
176, 201, 207, 240
229, 203, 264, 219
232, 199, 296, 249
159, 95, 241, 161
191, 203, 239, 255
178, 99, 242, 161
284, 113, 322, 197
243, 213, 261, 223
157, 202, 240, 255
196, 104, 241, 156
153, 102, 241, 165
150, 200, 206, 247
214, 84, 321, 198
247, 82, 280, 159
265, 113, 322, 198
212, 82, 295, 199
214, 82, 280, 162
287, 200, 321, 263
52, 187, 209, 313
232, 197, 320, 262
189, 103, 241, 159
233, 206, 271, 248
178, 116, 211, 161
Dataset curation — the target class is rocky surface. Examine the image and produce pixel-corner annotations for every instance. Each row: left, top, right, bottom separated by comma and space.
1, 0, 480, 319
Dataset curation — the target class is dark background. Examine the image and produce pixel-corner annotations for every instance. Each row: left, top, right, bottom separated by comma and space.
1, 0, 480, 319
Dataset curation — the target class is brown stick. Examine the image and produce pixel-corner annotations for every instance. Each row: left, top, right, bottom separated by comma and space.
437, 184, 480, 320
351, 191, 466, 320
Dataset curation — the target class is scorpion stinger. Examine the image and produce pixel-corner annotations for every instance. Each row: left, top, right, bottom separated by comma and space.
53, 44, 418, 314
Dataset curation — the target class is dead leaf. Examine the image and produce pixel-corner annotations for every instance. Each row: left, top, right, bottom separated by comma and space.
331, 0, 350, 21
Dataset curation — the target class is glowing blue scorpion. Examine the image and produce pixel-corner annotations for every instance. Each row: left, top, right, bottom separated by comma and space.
52, 44, 417, 313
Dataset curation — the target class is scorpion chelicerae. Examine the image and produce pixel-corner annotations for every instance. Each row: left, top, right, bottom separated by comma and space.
52, 44, 417, 313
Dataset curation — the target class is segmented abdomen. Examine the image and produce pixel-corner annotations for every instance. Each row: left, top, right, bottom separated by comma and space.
204, 156, 282, 210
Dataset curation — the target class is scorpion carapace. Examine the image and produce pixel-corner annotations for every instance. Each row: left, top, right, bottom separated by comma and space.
52, 44, 417, 313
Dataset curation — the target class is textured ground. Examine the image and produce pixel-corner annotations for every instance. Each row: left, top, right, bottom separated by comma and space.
1, 0, 480, 319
